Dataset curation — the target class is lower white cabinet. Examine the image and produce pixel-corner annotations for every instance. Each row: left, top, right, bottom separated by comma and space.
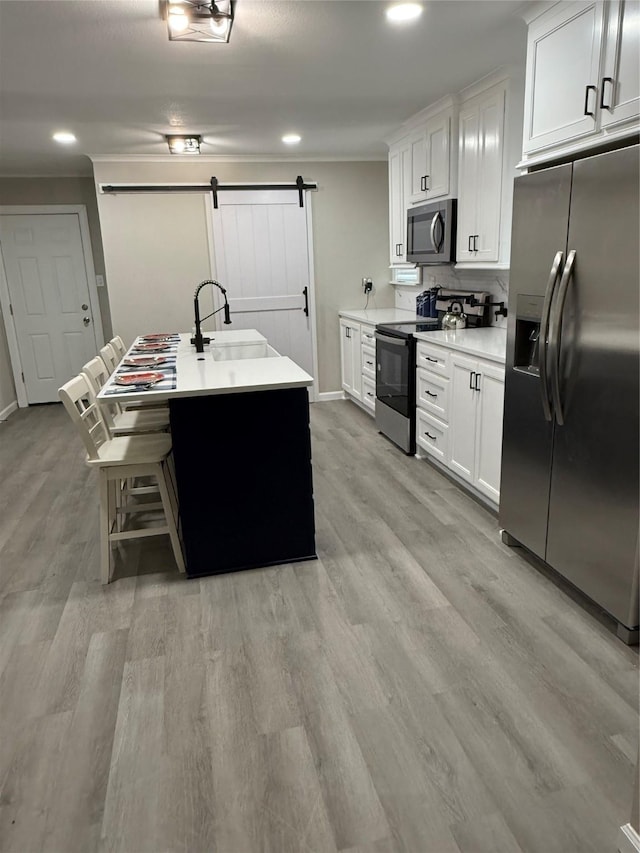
416, 342, 505, 506
339, 318, 361, 401
339, 318, 376, 416
449, 353, 505, 503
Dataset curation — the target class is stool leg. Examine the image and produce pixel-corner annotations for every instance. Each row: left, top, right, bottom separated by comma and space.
99, 469, 112, 584
156, 462, 186, 574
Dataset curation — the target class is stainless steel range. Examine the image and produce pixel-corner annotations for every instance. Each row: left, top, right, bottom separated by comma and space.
375, 293, 493, 455
374, 320, 438, 455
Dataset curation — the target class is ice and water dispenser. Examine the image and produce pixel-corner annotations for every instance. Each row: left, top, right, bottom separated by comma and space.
513, 294, 544, 375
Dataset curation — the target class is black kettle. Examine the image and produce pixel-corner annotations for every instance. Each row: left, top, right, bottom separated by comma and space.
442, 300, 467, 330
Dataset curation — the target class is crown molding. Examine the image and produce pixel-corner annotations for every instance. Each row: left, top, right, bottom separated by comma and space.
88, 153, 387, 164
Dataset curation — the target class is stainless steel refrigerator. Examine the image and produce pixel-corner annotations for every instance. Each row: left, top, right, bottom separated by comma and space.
500, 144, 639, 643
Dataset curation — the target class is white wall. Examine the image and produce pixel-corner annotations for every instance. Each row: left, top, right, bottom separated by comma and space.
92, 159, 392, 394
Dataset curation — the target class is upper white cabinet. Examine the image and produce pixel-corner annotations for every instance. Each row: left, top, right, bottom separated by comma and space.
407, 110, 452, 205
388, 138, 411, 265
522, 1, 639, 162
456, 82, 506, 266
600, 0, 640, 129
387, 99, 456, 267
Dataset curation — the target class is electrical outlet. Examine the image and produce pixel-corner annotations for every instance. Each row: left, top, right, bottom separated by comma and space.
362, 277, 373, 293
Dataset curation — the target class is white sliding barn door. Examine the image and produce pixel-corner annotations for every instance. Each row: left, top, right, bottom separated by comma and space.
211, 190, 316, 383
0, 213, 100, 404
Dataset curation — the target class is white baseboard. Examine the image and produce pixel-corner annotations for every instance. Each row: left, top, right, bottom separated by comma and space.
0, 400, 17, 422
619, 824, 640, 853
316, 391, 345, 402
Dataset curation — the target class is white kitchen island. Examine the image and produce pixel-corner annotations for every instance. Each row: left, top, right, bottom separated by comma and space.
98, 330, 317, 578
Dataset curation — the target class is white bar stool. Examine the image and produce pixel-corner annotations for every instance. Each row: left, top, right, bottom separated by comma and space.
59, 374, 185, 584
110, 335, 127, 359
81, 356, 169, 435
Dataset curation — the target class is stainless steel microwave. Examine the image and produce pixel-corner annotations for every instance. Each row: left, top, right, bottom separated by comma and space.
406, 199, 457, 264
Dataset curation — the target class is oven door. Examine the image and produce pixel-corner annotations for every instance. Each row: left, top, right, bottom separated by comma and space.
375, 331, 412, 417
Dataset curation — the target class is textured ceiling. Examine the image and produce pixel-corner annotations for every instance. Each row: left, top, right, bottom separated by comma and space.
0, 0, 528, 176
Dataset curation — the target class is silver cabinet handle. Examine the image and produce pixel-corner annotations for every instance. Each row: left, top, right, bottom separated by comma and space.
539, 250, 564, 422
83, 316, 91, 326
548, 249, 576, 426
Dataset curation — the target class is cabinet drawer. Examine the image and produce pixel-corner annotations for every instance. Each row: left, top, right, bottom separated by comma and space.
361, 344, 376, 379
416, 409, 449, 462
362, 376, 376, 413
416, 341, 450, 377
360, 325, 376, 348
417, 368, 449, 422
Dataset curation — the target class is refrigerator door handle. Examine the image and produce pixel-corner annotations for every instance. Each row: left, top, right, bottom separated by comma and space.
539, 250, 564, 422
549, 249, 576, 427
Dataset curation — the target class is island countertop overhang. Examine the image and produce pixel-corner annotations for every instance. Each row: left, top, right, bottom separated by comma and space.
97, 330, 314, 403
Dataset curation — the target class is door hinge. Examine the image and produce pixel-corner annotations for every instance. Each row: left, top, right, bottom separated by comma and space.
9, 303, 13, 316
21, 371, 24, 383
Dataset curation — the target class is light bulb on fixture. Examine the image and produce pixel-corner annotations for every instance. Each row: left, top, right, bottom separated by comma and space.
166, 134, 202, 154
282, 134, 301, 145
168, 7, 190, 33
166, 0, 234, 43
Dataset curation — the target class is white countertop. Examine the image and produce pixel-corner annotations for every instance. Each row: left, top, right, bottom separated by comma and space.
339, 307, 420, 325
98, 330, 314, 403
414, 327, 507, 364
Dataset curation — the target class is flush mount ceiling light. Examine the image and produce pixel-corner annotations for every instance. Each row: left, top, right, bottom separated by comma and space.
386, 3, 423, 23
52, 131, 77, 144
166, 134, 202, 154
166, 0, 234, 43
282, 134, 301, 145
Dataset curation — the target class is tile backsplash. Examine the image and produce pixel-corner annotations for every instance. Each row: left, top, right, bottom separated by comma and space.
394, 267, 509, 328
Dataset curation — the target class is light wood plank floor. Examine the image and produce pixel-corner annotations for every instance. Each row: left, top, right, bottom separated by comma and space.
0, 400, 637, 853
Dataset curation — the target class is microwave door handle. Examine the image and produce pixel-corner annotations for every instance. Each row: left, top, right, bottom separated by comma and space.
430, 211, 443, 252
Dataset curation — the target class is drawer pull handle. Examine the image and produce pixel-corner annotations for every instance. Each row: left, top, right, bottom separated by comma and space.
424, 431, 437, 441
366, 360, 373, 365
367, 392, 374, 397
424, 356, 438, 363
469, 371, 476, 390
425, 390, 437, 398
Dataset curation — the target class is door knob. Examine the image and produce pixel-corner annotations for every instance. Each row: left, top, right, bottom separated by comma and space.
81, 303, 88, 310
83, 316, 91, 326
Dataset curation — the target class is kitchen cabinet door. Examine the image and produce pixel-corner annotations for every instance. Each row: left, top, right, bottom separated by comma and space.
457, 84, 505, 265
448, 354, 478, 483
600, 0, 640, 129
473, 361, 505, 503
523, 1, 604, 154
408, 127, 428, 206
456, 105, 480, 263
425, 112, 451, 200
389, 140, 411, 264
339, 319, 361, 400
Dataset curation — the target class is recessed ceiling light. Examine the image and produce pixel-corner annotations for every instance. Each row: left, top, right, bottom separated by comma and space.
386, 3, 422, 23
52, 131, 77, 144
282, 134, 301, 145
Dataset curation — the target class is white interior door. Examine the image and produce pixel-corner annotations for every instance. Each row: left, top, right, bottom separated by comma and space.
211, 190, 316, 381
0, 213, 99, 404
